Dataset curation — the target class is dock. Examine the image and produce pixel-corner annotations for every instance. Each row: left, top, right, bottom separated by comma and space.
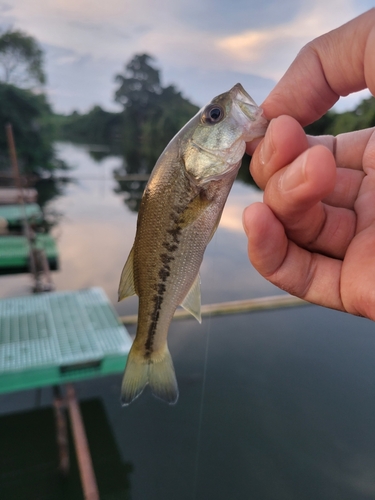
0, 287, 132, 500
0, 287, 131, 393
0, 187, 38, 205
0, 203, 43, 228
0, 233, 58, 274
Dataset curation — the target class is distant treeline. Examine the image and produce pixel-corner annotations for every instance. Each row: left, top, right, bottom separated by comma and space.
48, 107, 124, 146
52, 54, 199, 172
2, 26, 374, 213
1, 28, 374, 178
304, 96, 375, 136
0, 83, 67, 174
53, 84, 375, 168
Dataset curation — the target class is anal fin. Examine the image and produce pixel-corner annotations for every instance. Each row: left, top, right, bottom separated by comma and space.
180, 273, 201, 323
118, 246, 136, 301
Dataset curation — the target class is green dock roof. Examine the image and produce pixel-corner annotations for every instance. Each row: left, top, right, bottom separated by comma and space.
0, 203, 43, 227
0, 287, 132, 393
0, 233, 59, 273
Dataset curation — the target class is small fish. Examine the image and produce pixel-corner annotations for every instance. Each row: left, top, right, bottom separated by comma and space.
118, 83, 267, 405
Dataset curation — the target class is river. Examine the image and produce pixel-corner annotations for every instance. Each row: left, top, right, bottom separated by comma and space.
1, 142, 375, 500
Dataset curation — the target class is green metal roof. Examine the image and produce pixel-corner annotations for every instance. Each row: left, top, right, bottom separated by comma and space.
0, 233, 59, 273
0, 203, 43, 227
0, 287, 132, 393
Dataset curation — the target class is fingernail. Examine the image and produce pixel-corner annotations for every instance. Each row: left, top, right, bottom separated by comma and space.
242, 206, 250, 237
280, 151, 308, 191
259, 121, 275, 165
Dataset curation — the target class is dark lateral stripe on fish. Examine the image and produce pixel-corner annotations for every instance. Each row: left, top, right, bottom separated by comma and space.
145, 241, 180, 356
167, 226, 182, 242
162, 242, 178, 252
145, 293, 163, 356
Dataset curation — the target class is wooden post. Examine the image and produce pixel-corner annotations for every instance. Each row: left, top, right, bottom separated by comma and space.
66, 384, 100, 500
52, 385, 70, 475
5, 122, 54, 293
5, 123, 23, 191
5, 123, 39, 284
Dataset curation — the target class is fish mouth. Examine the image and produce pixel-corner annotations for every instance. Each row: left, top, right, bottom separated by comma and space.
229, 83, 263, 121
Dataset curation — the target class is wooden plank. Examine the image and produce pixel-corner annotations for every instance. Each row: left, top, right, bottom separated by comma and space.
0, 187, 38, 205
53, 385, 70, 476
66, 384, 100, 500
120, 294, 309, 325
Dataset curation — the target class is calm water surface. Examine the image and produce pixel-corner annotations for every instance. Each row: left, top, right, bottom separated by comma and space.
1, 142, 375, 500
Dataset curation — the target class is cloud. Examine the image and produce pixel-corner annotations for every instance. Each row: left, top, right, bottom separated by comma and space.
2, 0, 371, 112
0, 2, 11, 13
176, 0, 303, 35
217, 0, 360, 81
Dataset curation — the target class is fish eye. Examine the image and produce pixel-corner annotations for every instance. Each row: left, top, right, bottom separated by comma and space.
202, 104, 224, 125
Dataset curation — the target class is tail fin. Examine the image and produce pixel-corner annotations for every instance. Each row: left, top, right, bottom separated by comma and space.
121, 345, 179, 406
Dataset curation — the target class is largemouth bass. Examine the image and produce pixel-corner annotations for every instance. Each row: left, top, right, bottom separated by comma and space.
118, 83, 267, 405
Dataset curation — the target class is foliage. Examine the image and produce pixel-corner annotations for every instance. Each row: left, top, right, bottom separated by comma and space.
111, 54, 199, 211
48, 50, 375, 210
55, 53, 199, 210
0, 29, 64, 180
0, 83, 64, 174
304, 96, 375, 136
0, 28, 46, 88
114, 53, 162, 109
53, 106, 123, 145
303, 111, 336, 136
114, 54, 198, 171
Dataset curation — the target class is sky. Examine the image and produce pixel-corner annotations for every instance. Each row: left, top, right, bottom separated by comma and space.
0, 0, 373, 114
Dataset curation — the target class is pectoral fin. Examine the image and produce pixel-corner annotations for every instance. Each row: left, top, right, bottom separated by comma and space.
178, 191, 211, 228
180, 273, 201, 323
118, 246, 136, 301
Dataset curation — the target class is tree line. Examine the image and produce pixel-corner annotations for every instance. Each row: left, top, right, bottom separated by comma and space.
0, 28, 374, 178
54, 54, 199, 173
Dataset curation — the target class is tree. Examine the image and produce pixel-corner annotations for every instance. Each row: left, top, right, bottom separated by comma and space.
114, 54, 161, 109
113, 54, 199, 211
114, 54, 198, 170
304, 96, 375, 136
55, 105, 123, 147
0, 28, 46, 88
0, 83, 63, 174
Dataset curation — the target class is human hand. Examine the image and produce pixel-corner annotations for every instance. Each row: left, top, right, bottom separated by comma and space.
243, 9, 375, 319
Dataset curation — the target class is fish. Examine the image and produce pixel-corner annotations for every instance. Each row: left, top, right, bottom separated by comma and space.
118, 83, 268, 405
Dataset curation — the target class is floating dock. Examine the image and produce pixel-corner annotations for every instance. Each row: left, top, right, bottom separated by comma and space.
0, 233, 59, 274
0, 287, 132, 393
0, 187, 38, 205
0, 203, 43, 228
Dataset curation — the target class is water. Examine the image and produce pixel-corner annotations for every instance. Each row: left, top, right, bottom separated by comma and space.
1, 143, 375, 499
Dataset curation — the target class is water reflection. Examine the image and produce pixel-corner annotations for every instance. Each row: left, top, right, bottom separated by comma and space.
2, 143, 375, 500
0, 398, 133, 499
112, 150, 259, 213
113, 165, 148, 213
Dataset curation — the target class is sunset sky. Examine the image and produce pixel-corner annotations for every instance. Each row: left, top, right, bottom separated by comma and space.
1, 0, 373, 113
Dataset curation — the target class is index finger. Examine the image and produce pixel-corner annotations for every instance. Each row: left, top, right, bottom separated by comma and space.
262, 9, 375, 126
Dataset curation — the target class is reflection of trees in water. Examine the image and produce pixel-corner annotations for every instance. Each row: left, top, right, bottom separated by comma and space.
33, 176, 70, 230
34, 176, 69, 208
113, 158, 151, 213
113, 153, 260, 215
